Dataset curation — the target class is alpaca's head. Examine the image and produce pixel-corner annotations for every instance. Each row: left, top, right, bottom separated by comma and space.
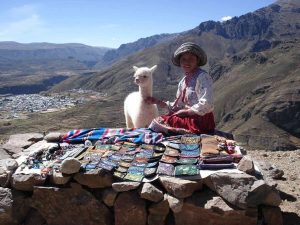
132, 65, 157, 88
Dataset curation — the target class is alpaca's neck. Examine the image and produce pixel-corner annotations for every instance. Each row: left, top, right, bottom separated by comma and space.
139, 81, 153, 98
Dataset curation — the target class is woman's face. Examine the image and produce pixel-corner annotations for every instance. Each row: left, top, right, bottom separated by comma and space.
179, 52, 198, 75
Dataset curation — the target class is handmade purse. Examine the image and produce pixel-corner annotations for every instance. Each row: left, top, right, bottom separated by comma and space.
174, 165, 199, 176
157, 162, 175, 176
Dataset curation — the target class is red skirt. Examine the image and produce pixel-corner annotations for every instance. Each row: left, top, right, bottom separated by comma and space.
149, 112, 215, 135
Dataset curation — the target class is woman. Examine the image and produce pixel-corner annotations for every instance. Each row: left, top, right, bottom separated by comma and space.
146, 42, 215, 135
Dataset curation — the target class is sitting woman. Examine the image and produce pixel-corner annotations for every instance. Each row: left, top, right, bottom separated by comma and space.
146, 42, 215, 135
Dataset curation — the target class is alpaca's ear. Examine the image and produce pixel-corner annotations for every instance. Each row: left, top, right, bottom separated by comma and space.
133, 66, 139, 71
150, 65, 157, 72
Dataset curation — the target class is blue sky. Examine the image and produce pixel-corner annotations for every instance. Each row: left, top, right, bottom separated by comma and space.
0, 0, 276, 48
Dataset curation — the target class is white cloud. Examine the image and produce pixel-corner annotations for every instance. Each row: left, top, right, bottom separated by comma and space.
0, 4, 46, 41
221, 16, 232, 22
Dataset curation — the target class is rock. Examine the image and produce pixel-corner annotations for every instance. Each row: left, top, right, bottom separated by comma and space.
23, 140, 57, 157
60, 158, 81, 174
166, 194, 183, 213
139, 183, 164, 202
0, 168, 11, 187
237, 156, 255, 175
0, 187, 30, 225
255, 160, 284, 182
148, 195, 169, 225
31, 186, 112, 225
112, 181, 141, 192
174, 190, 257, 225
0, 187, 13, 224
73, 168, 113, 188
49, 170, 71, 185
1, 145, 23, 156
269, 167, 284, 179
11, 173, 46, 191
208, 172, 257, 209
205, 196, 234, 211
2, 133, 44, 155
159, 176, 202, 198
246, 180, 281, 207
102, 188, 118, 207
5, 159, 18, 171
261, 206, 283, 225
114, 191, 147, 225
44, 132, 62, 142
0, 148, 11, 160
23, 208, 46, 225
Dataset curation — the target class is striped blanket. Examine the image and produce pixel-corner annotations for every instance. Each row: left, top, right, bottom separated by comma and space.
61, 128, 165, 144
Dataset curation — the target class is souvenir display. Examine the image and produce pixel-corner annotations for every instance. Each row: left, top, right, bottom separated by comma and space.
18, 133, 244, 182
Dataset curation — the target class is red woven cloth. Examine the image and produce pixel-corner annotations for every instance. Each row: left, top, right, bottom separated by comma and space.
161, 112, 215, 134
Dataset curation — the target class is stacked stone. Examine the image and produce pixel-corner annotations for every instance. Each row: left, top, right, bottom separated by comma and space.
0, 133, 284, 225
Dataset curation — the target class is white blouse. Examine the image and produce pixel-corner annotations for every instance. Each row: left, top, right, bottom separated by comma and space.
167, 69, 214, 116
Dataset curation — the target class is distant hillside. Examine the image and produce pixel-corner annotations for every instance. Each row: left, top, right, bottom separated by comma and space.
94, 33, 178, 69
0, 42, 110, 62
51, 0, 300, 150
0, 42, 112, 94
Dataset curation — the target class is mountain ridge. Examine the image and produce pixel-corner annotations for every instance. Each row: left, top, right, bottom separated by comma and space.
1, 0, 299, 150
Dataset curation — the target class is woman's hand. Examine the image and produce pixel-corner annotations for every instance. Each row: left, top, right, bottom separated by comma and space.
144, 97, 167, 108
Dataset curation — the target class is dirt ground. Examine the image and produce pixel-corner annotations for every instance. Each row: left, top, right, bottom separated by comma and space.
248, 149, 300, 225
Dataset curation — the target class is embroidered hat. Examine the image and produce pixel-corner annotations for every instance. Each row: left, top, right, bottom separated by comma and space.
172, 42, 207, 66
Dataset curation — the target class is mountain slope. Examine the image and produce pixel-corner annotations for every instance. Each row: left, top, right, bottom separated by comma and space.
51, 0, 300, 150
0, 42, 112, 94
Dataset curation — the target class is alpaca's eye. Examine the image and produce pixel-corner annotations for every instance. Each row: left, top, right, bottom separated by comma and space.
142, 75, 147, 78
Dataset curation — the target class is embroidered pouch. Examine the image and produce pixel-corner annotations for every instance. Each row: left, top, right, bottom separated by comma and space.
176, 158, 198, 165
87, 153, 102, 162
102, 150, 114, 158
85, 163, 98, 170
119, 161, 131, 168
122, 142, 138, 147
144, 167, 157, 177
127, 166, 145, 174
165, 142, 180, 150
181, 135, 201, 144
198, 162, 235, 170
201, 135, 220, 155
152, 152, 164, 158
131, 161, 147, 167
146, 161, 158, 168
180, 149, 200, 158
157, 162, 175, 176
164, 147, 179, 157
100, 159, 118, 167
95, 144, 112, 150
121, 154, 135, 162
202, 155, 233, 164
153, 145, 165, 152
108, 153, 122, 161
174, 165, 199, 176
98, 162, 114, 171
116, 166, 128, 173
179, 143, 200, 151
141, 144, 155, 150
113, 171, 126, 179
110, 145, 121, 151
134, 157, 148, 163
124, 173, 144, 182
160, 155, 177, 164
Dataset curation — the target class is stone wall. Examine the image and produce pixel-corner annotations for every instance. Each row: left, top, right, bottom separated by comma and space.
0, 133, 284, 225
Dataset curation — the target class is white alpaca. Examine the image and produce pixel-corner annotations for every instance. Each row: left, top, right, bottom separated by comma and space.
124, 65, 159, 128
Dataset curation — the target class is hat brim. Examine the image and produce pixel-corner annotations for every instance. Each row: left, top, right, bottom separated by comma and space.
172, 43, 207, 67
